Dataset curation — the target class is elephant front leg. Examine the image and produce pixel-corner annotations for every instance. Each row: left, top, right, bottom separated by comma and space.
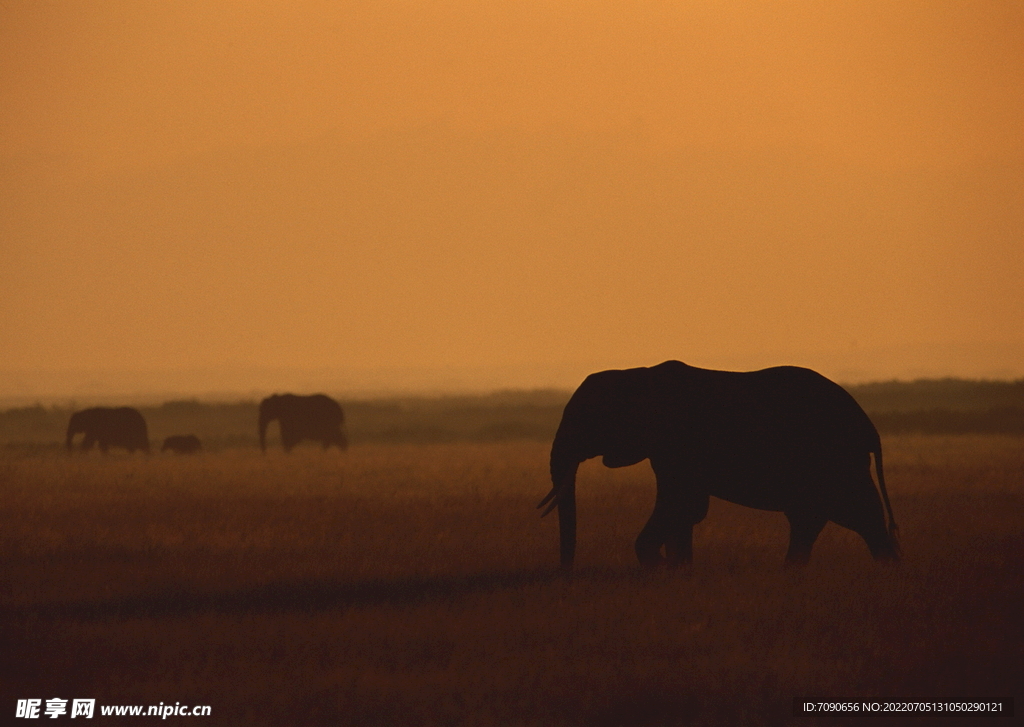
635, 479, 708, 568
668, 490, 709, 567
664, 524, 694, 567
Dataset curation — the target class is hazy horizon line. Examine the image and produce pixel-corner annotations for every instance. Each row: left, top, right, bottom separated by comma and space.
3, 363, 1022, 409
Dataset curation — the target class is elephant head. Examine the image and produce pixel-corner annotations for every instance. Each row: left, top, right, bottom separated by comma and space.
539, 367, 660, 568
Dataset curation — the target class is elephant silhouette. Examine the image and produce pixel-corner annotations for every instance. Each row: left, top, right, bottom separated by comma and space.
66, 407, 150, 453
539, 361, 899, 569
258, 394, 347, 452
161, 434, 202, 454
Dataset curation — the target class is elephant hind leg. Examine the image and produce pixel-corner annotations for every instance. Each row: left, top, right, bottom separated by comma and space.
784, 511, 827, 566
635, 520, 669, 567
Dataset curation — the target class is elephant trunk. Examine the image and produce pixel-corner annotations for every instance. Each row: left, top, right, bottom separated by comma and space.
66, 415, 80, 450
555, 461, 578, 570
258, 412, 270, 452
540, 436, 582, 570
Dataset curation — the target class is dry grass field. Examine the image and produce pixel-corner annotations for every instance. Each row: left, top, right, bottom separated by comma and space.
1, 436, 1020, 725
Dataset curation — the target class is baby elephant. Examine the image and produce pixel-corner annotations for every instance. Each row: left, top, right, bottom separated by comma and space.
161, 434, 202, 454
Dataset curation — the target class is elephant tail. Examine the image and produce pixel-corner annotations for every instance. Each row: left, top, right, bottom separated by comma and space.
873, 444, 900, 552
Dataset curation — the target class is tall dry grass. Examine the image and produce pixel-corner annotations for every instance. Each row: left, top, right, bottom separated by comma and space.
1, 436, 1020, 725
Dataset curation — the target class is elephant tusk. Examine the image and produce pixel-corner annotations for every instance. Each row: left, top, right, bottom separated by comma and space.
538, 489, 562, 517
538, 487, 560, 517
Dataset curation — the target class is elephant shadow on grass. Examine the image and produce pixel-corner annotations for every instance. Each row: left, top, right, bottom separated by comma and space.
6, 569, 568, 622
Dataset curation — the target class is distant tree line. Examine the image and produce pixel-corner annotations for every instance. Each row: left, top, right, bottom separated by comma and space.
1, 380, 1023, 449
845, 378, 1024, 412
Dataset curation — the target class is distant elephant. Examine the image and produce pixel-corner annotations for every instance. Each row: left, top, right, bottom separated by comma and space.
161, 434, 202, 454
538, 361, 899, 570
258, 393, 347, 452
66, 407, 150, 453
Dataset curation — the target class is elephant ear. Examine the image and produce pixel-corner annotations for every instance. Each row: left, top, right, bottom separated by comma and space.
600, 367, 656, 468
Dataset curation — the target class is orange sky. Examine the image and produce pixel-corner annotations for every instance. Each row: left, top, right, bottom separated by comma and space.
2, 0, 1022, 396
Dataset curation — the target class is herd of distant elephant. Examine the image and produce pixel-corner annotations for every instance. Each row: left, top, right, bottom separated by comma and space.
62, 362, 901, 569
65, 393, 347, 456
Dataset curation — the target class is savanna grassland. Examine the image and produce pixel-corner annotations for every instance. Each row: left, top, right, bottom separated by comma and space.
1, 435, 1021, 726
